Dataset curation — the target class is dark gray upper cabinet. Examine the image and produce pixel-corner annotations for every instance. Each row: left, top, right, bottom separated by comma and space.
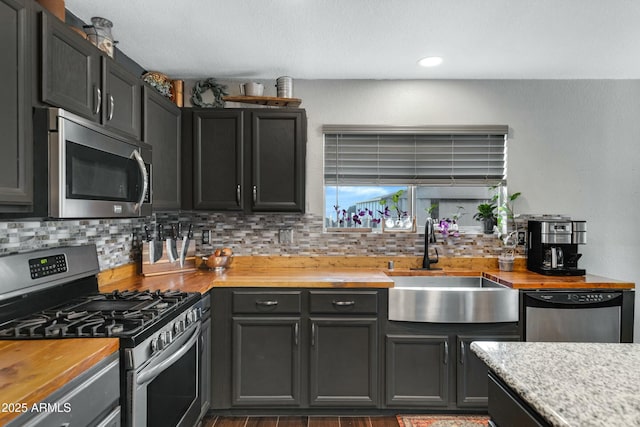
143, 85, 181, 210
184, 108, 306, 213
190, 109, 244, 211
102, 59, 141, 139
41, 11, 100, 121
41, 12, 141, 140
0, 0, 33, 211
251, 111, 306, 212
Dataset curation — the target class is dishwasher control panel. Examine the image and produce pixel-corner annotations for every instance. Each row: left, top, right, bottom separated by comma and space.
529, 291, 622, 305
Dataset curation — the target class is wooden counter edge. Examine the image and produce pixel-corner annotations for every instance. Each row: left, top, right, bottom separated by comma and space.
0, 338, 119, 425
96, 261, 634, 292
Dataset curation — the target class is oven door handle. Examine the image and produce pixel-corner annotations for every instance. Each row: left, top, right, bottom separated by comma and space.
130, 149, 149, 213
136, 323, 201, 386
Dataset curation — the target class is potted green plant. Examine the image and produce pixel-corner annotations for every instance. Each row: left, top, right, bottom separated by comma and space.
473, 202, 497, 234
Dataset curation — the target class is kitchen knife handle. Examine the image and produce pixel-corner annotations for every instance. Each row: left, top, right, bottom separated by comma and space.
236, 184, 241, 205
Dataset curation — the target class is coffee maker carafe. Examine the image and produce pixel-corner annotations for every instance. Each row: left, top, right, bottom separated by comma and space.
527, 220, 586, 276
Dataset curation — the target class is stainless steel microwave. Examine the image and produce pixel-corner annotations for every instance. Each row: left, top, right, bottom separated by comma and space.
33, 108, 152, 218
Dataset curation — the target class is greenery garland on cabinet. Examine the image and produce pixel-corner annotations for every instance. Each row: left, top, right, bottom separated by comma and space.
191, 78, 228, 108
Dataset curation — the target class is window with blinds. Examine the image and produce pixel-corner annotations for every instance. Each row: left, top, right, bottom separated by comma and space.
324, 125, 508, 186
322, 125, 509, 232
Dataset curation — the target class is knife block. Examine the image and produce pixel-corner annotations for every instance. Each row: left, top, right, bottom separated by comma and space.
141, 239, 197, 276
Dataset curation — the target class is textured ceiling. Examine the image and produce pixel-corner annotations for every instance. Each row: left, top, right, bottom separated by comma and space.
64, 0, 640, 80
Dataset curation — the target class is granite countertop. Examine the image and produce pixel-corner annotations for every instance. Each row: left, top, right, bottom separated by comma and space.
471, 341, 640, 427
0, 339, 119, 425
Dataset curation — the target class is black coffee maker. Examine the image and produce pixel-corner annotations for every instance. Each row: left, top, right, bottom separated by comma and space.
527, 220, 586, 276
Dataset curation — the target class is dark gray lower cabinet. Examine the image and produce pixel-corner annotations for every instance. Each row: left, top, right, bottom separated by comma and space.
457, 334, 519, 408
384, 325, 519, 410
385, 334, 448, 407
212, 288, 381, 410
309, 318, 378, 406
211, 288, 520, 414
488, 373, 549, 426
232, 317, 301, 406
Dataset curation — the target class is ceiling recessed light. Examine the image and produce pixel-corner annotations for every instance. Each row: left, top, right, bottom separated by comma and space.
418, 56, 443, 67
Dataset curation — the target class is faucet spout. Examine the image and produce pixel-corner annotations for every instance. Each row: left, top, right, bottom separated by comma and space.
413, 217, 441, 271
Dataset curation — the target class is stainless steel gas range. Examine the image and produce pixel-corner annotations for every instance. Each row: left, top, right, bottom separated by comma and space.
0, 245, 203, 427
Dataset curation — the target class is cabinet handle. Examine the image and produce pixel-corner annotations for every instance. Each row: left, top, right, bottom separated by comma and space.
332, 300, 355, 307
294, 323, 299, 346
108, 94, 114, 121
443, 341, 449, 364
460, 341, 465, 365
255, 300, 278, 307
311, 323, 316, 347
252, 185, 257, 203
236, 184, 241, 205
94, 87, 102, 115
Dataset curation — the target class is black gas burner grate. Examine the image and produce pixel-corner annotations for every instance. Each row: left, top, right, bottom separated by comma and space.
0, 289, 198, 340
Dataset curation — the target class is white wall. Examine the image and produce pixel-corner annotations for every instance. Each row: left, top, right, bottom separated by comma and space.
290, 79, 640, 341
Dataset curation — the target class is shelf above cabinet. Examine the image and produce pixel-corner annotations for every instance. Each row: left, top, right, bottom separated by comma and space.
223, 96, 302, 108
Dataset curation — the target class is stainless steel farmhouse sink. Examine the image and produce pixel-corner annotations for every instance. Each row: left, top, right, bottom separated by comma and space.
388, 276, 519, 323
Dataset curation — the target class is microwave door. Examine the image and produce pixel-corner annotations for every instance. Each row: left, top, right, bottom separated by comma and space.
50, 113, 151, 218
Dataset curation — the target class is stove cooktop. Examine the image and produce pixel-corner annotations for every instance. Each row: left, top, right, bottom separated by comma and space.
0, 289, 201, 345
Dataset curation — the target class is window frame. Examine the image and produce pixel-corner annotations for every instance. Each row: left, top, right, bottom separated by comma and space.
322, 125, 509, 234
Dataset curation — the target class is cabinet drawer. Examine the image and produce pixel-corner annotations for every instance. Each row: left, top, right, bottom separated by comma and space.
309, 291, 378, 314
232, 291, 302, 314
13, 354, 119, 427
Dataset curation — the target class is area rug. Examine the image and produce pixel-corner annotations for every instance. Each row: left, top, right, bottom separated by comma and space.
397, 414, 490, 427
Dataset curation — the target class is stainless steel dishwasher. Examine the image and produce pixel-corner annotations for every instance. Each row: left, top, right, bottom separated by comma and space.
523, 291, 624, 342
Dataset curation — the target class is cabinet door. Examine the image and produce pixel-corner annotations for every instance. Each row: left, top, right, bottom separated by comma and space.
41, 12, 101, 121
192, 110, 244, 210
385, 334, 449, 407
199, 317, 212, 418
251, 111, 305, 212
0, 0, 32, 208
457, 334, 520, 408
143, 86, 181, 209
231, 317, 301, 406
309, 318, 378, 407
103, 58, 141, 139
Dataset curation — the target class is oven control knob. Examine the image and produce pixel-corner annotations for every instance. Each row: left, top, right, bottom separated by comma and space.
186, 310, 195, 325
174, 320, 184, 335
150, 337, 159, 353
160, 330, 172, 347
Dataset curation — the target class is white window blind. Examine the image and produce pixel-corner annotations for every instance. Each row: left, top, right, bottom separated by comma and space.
324, 125, 508, 186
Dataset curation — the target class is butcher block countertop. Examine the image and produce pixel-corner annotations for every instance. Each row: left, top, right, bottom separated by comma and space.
0, 338, 119, 425
98, 256, 634, 293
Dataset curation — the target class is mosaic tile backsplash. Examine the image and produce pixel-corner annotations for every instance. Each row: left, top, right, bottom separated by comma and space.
0, 213, 520, 271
